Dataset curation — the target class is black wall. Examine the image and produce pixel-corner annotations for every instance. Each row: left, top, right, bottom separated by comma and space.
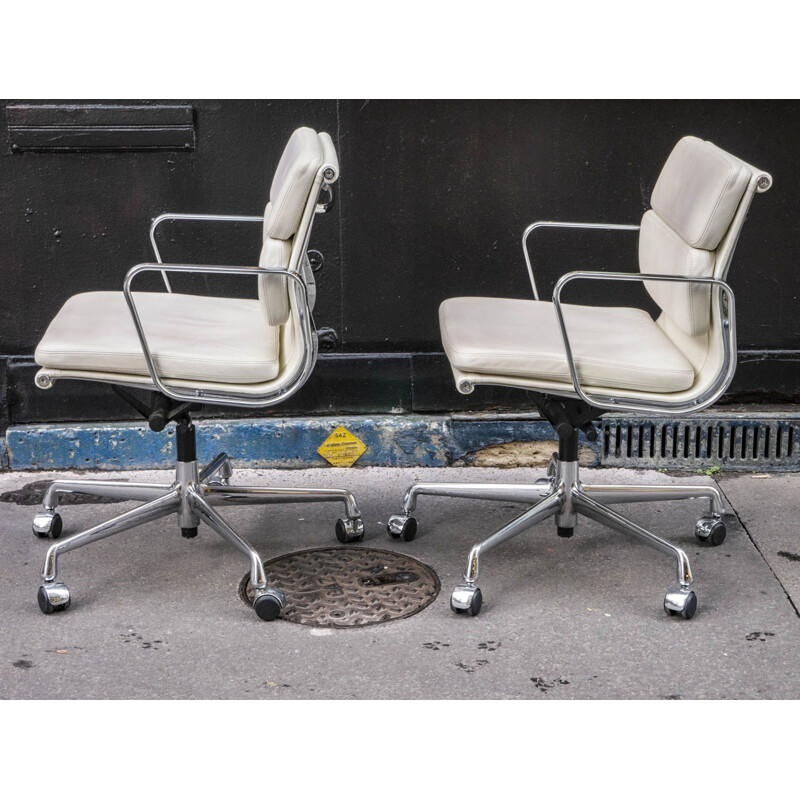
1, 100, 797, 428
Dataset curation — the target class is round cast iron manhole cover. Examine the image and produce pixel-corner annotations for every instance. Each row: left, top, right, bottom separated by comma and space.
238, 547, 440, 628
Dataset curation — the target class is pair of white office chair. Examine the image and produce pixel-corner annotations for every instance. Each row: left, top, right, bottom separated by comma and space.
31, 128, 771, 622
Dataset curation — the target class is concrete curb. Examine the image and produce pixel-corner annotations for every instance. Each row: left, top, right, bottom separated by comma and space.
2, 414, 595, 472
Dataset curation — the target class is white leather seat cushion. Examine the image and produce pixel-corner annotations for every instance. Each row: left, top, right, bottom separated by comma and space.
35, 291, 281, 384
439, 297, 696, 393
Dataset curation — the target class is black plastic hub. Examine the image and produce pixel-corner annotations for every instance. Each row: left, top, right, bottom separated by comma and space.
557, 526, 574, 538
176, 420, 197, 463
181, 527, 198, 539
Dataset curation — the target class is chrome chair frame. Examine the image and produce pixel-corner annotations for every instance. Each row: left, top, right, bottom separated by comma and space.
35, 155, 365, 620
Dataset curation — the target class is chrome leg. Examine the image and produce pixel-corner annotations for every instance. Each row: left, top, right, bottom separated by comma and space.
42, 479, 175, 510
202, 484, 361, 520
572, 489, 693, 587
390, 480, 554, 544
581, 482, 725, 517
41, 488, 181, 583
462, 488, 564, 585
401, 482, 554, 515
450, 488, 564, 615
187, 487, 269, 590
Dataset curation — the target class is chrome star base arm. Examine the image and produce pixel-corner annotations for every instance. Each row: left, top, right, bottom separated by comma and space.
188, 487, 268, 589
35, 436, 363, 617
41, 479, 175, 512
579, 482, 725, 517
387, 481, 553, 541
203, 481, 364, 542
41, 489, 181, 583
572, 490, 693, 587
401, 481, 554, 515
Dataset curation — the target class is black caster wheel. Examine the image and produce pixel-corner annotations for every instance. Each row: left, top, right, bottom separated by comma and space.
387, 514, 417, 541
336, 517, 365, 543
664, 587, 697, 620
38, 583, 71, 614
253, 588, 285, 621
450, 585, 482, 616
695, 516, 726, 546
33, 511, 62, 540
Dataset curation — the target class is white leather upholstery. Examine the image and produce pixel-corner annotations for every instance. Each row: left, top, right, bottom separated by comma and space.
35, 291, 281, 384
264, 127, 325, 241
639, 136, 751, 338
439, 297, 695, 393
650, 136, 750, 250
257, 227, 293, 326
639, 210, 714, 337
258, 128, 327, 326
34, 126, 338, 401
440, 136, 767, 405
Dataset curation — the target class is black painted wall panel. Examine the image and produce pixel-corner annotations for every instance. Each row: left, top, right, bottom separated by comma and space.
1, 99, 798, 427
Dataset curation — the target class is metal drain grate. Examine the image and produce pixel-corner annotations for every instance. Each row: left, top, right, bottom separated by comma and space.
601, 417, 800, 470
239, 547, 440, 628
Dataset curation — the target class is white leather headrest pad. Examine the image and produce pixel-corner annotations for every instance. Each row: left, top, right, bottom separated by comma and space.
651, 136, 750, 251
265, 127, 324, 241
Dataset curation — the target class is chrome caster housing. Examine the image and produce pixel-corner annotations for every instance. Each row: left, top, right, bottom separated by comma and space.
253, 587, 286, 621
207, 463, 232, 487
387, 514, 418, 541
664, 586, 697, 620
695, 516, 726, 546
38, 582, 71, 614
33, 511, 62, 540
335, 516, 365, 543
450, 584, 483, 616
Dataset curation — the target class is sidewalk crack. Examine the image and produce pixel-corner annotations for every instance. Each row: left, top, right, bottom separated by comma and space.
716, 479, 800, 618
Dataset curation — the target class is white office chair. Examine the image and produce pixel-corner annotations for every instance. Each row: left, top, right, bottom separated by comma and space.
388, 136, 772, 619
32, 127, 365, 620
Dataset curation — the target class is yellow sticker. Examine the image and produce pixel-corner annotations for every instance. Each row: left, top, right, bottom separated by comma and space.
317, 426, 367, 468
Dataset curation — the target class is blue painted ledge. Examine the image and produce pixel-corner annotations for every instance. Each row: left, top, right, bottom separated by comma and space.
3, 415, 597, 471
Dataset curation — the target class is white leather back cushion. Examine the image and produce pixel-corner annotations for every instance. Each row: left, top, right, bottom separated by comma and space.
258, 228, 293, 326
651, 136, 750, 250
639, 210, 714, 337
265, 127, 324, 241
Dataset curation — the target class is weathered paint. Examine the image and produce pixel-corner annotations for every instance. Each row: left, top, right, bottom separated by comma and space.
3, 415, 602, 472
8, 412, 800, 473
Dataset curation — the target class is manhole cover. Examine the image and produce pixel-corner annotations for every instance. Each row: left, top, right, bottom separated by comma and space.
238, 547, 440, 628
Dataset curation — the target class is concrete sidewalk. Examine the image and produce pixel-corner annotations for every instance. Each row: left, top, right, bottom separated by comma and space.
1, 465, 798, 699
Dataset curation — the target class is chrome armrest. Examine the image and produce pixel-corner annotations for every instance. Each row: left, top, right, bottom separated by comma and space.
149, 213, 266, 293
551, 271, 736, 415
522, 221, 640, 300
123, 262, 314, 408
